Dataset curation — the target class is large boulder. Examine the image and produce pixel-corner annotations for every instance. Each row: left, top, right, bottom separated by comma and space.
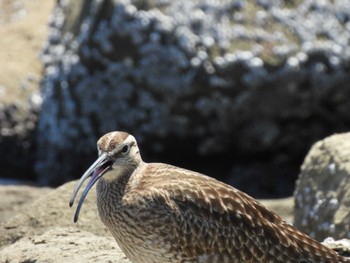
294, 133, 350, 241
37, 0, 350, 198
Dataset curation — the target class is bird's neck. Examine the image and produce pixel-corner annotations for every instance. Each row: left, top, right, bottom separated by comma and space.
97, 161, 142, 202
96, 161, 145, 230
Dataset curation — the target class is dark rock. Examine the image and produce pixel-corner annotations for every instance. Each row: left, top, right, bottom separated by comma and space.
0, 97, 39, 182
36, 0, 350, 197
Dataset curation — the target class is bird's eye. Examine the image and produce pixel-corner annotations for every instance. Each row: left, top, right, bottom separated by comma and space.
121, 145, 130, 154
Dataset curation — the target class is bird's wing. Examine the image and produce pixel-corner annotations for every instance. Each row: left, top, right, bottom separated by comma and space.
139, 163, 346, 263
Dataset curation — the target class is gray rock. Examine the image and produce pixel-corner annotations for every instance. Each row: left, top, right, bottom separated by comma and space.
37, 0, 350, 193
294, 133, 350, 241
322, 238, 350, 258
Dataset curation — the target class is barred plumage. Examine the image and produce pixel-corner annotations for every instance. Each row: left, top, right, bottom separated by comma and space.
70, 131, 350, 263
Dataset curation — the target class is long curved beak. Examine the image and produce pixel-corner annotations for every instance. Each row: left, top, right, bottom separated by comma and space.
69, 152, 111, 222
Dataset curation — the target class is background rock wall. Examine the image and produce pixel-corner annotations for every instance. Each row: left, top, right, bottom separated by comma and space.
1, 0, 350, 199
0, 0, 54, 182
35, 0, 350, 197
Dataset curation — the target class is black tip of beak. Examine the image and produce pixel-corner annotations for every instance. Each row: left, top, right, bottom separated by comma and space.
69, 200, 74, 207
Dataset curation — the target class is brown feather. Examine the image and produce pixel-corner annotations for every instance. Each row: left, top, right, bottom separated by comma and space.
75, 131, 350, 263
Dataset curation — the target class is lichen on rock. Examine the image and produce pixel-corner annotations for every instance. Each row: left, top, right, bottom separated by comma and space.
294, 133, 350, 241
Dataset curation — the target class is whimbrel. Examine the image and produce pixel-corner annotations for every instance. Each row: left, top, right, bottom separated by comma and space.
70, 131, 350, 263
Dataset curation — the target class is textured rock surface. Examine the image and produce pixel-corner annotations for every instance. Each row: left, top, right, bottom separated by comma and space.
0, 181, 109, 248
0, 184, 52, 224
0, 181, 130, 262
294, 133, 350, 241
0, 227, 130, 263
36, 0, 350, 195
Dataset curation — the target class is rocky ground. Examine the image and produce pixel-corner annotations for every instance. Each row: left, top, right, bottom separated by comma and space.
3, 179, 350, 262
0, 181, 293, 262
0, 182, 130, 262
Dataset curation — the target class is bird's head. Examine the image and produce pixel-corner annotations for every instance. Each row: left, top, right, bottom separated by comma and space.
69, 131, 141, 222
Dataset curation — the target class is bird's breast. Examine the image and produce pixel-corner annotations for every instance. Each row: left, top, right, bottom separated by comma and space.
96, 180, 182, 263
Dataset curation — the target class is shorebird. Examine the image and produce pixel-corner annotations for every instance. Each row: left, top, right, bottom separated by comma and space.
70, 131, 350, 263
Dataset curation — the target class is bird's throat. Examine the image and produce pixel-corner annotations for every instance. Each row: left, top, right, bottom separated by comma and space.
101, 165, 126, 181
